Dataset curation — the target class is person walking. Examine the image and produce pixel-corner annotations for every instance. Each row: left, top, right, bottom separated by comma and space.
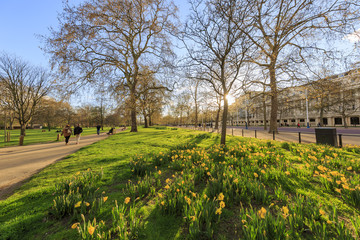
74, 124, 83, 144
297, 123, 301, 128
96, 125, 101, 135
61, 124, 72, 145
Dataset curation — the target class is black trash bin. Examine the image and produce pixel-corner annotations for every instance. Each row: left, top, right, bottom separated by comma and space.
315, 128, 338, 147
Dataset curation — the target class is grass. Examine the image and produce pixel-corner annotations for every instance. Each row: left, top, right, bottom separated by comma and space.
0, 127, 359, 239
0, 127, 111, 148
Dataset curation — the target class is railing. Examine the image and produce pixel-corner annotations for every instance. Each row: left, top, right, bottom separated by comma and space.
177, 125, 360, 147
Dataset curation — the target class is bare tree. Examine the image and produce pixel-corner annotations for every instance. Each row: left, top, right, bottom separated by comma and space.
237, 0, 359, 133
43, 0, 178, 132
182, 0, 252, 145
0, 53, 51, 143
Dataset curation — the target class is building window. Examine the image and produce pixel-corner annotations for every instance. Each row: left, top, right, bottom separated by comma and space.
334, 118, 342, 125
310, 119, 315, 122
350, 117, 360, 125
322, 118, 328, 125
284, 120, 288, 122
300, 119, 305, 122
291, 119, 296, 122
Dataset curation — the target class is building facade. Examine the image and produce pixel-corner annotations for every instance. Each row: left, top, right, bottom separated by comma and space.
229, 69, 360, 127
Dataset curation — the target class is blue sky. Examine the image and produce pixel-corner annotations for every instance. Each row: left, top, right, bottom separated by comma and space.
0, 0, 189, 69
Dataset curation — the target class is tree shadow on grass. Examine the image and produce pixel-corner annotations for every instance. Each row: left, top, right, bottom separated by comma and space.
142, 206, 184, 240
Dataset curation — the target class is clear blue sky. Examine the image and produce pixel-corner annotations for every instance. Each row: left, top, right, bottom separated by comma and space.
0, 0, 189, 69
0, 1, 79, 67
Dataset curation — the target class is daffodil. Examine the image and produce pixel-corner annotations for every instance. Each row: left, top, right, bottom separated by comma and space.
258, 207, 266, 219
124, 197, 131, 204
103, 196, 108, 202
88, 225, 95, 235
217, 193, 224, 201
74, 201, 82, 208
71, 223, 79, 229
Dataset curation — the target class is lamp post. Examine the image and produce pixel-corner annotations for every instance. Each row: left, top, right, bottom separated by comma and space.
305, 89, 310, 128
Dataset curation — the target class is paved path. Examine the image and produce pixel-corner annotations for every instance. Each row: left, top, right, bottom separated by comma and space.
0, 133, 109, 199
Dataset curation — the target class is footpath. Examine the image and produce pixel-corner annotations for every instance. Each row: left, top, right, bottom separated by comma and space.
0, 133, 110, 199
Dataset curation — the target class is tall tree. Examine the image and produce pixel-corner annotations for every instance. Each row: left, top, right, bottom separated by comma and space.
182, 0, 252, 145
237, 0, 360, 133
44, 0, 178, 132
0, 53, 51, 142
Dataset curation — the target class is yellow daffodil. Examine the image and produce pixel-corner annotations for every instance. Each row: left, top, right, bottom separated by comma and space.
103, 196, 108, 202
217, 193, 225, 201
347, 166, 352, 171
124, 197, 131, 204
258, 207, 266, 219
71, 223, 79, 229
219, 201, 225, 208
88, 225, 95, 235
254, 173, 259, 178
319, 209, 325, 215
282, 206, 289, 215
215, 208, 222, 215
74, 201, 82, 208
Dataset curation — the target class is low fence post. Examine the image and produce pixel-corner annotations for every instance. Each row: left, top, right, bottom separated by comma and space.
338, 134, 343, 148
242, 129, 244, 137
255, 130, 257, 138
232, 128, 234, 136
273, 131, 275, 140
298, 132, 301, 144
7, 132, 10, 142
57, 134, 61, 141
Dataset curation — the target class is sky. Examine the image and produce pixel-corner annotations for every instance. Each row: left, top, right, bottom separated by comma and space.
0, 0, 190, 69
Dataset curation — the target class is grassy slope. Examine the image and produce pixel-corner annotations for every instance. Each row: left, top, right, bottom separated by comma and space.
0, 127, 111, 148
0, 127, 359, 239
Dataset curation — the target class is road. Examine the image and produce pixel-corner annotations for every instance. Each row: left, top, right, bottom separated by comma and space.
0, 133, 109, 199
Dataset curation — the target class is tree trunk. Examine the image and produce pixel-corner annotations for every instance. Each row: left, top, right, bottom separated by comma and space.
144, 112, 148, 128
269, 66, 278, 133
221, 95, 228, 145
47, 122, 51, 131
215, 106, 220, 130
130, 91, 138, 132
319, 107, 324, 127
263, 94, 267, 130
149, 114, 152, 126
343, 115, 348, 128
194, 103, 198, 128
20, 124, 26, 136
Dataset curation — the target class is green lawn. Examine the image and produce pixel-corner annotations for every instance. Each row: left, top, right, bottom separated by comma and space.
1, 127, 360, 239
0, 127, 111, 148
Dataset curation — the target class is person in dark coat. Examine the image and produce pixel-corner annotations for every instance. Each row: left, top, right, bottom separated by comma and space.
74, 124, 83, 144
96, 125, 101, 135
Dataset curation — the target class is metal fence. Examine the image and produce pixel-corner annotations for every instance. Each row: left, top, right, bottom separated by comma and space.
179, 126, 360, 147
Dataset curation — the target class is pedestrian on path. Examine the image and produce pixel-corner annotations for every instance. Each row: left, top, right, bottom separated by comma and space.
297, 123, 301, 128
96, 125, 101, 135
74, 124, 83, 144
61, 124, 72, 145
